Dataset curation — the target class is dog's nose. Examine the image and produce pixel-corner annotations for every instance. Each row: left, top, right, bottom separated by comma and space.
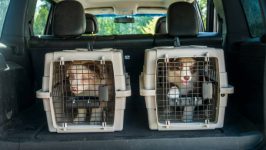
71, 87, 77, 91
184, 76, 191, 81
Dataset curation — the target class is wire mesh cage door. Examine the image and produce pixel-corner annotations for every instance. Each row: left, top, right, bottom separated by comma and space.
51, 60, 115, 127
156, 57, 219, 125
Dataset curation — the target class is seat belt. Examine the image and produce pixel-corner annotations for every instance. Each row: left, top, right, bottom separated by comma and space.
174, 37, 181, 47
28, 19, 34, 37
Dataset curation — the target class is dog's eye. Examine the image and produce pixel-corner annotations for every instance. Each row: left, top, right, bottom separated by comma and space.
88, 76, 95, 79
68, 74, 74, 80
171, 63, 182, 70
81, 74, 94, 80
190, 66, 197, 73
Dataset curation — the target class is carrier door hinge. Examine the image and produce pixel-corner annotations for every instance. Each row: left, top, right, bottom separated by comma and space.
204, 119, 210, 128
59, 57, 65, 65
62, 123, 68, 131
102, 122, 107, 129
204, 52, 210, 62
164, 54, 169, 63
102, 109, 107, 129
165, 120, 171, 128
100, 56, 105, 65
204, 52, 210, 76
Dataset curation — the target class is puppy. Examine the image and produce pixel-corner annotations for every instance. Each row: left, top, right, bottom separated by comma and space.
167, 57, 198, 95
166, 58, 199, 122
66, 61, 110, 123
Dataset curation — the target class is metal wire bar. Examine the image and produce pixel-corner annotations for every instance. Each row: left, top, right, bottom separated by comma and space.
156, 57, 218, 123
51, 61, 115, 126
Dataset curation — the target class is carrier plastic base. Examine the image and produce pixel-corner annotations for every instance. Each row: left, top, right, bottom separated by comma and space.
0, 95, 263, 150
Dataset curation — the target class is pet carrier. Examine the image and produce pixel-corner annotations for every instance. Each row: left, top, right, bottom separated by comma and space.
36, 49, 131, 133
140, 46, 234, 130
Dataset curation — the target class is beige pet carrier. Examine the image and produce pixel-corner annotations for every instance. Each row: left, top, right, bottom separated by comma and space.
140, 46, 234, 130
36, 49, 131, 133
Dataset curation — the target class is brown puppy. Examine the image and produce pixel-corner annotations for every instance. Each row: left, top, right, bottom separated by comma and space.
66, 61, 109, 123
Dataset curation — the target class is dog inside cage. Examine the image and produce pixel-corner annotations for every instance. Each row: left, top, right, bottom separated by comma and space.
51, 60, 115, 126
156, 57, 219, 123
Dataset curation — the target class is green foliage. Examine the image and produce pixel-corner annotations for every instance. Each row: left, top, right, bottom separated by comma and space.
32, 0, 208, 36
141, 17, 159, 34
33, 0, 50, 35
0, 0, 10, 37
97, 1, 208, 35
97, 16, 160, 35
198, 0, 207, 29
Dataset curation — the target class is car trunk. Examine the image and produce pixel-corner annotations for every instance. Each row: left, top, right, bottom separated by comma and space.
0, 0, 265, 149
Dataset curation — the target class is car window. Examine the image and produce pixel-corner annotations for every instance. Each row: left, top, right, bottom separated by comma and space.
33, 0, 51, 35
96, 15, 163, 35
0, 0, 11, 38
197, 0, 207, 29
241, 0, 265, 37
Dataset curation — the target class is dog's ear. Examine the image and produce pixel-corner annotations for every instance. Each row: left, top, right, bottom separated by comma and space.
83, 62, 104, 79
95, 64, 105, 80
168, 58, 182, 71
65, 62, 73, 78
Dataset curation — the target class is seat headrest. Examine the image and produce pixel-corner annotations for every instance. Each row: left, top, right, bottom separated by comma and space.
167, 2, 199, 37
85, 14, 98, 34
155, 16, 167, 34
53, 1, 86, 37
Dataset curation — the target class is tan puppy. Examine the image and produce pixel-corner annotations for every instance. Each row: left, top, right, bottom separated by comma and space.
66, 61, 109, 123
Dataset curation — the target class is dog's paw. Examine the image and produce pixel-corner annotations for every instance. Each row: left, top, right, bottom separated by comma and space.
163, 108, 172, 115
73, 109, 87, 123
73, 116, 86, 123
167, 86, 180, 99
182, 106, 194, 122
90, 108, 103, 123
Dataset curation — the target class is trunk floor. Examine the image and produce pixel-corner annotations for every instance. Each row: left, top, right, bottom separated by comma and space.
0, 83, 263, 149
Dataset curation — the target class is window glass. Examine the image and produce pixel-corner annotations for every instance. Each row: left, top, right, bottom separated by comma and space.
197, 0, 207, 28
33, 0, 51, 35
0, 0, 11, 38
241, 0, 265, 37
96, 15, 163, 35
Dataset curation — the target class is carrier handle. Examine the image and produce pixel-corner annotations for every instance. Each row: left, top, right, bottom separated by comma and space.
220, 85, 234, 94
36, 90, 50, 99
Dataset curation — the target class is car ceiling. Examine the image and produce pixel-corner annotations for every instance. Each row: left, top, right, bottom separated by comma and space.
52, 0, 194, 15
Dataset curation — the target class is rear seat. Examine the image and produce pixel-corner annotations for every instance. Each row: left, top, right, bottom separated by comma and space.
85, 13, 98, 34
154, 2, 222, 48
29, 1, 222, 91
30, 1, 89, 90
155, 16, 166, 34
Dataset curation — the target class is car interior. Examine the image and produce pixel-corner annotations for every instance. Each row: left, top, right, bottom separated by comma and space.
0, 0, 265, 149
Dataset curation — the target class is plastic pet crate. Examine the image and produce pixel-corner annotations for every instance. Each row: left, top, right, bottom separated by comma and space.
140, 46, 234, 130
36, 49, 131, 133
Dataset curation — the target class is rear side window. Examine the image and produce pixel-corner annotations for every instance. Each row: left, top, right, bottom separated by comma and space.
197, 0, 207, 28
33, 0, 51, 35
241, 0, 265, 37
0, 0, 11, 38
